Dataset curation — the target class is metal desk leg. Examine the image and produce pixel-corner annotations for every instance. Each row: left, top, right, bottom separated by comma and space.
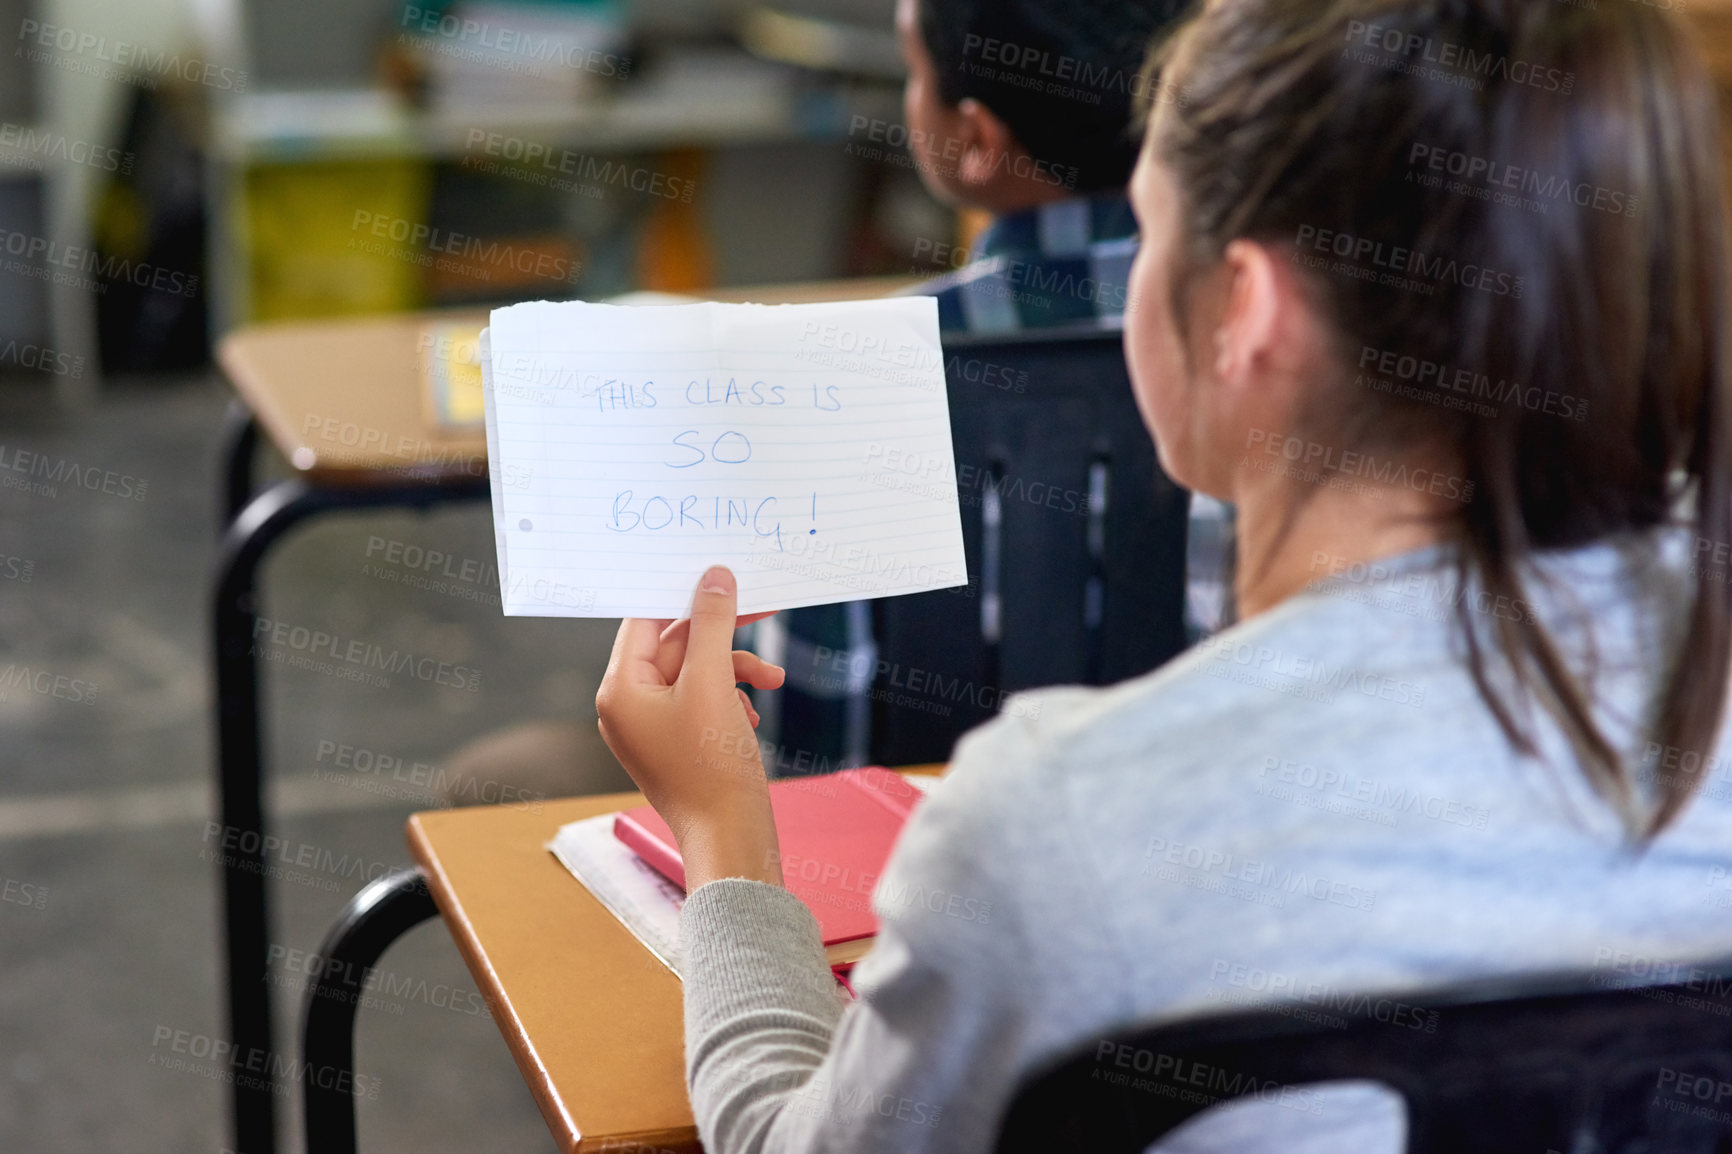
302, 868, 438, 1154
212, 476, 488, 1154
220, 402, 260, 532
215, 479, 325, 1154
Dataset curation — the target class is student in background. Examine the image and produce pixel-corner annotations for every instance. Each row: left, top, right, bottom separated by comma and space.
896, 0, 1184, 334
596, 0, 1732, 1150
774, 0, 1195, 771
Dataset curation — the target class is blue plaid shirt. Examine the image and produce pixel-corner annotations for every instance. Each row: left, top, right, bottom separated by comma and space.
917, 193, 1138, 335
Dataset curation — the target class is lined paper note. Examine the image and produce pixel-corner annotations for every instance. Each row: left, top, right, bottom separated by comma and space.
482, 298, 968, 618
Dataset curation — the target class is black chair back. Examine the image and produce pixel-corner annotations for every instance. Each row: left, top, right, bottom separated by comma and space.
996, 965, 1732, 1154
869, 327, 1191, 766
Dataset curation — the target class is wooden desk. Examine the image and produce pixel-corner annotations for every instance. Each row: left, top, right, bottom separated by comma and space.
216, 276, 923, 486
210, 273, 923, 1154
407, 766, 945, 1154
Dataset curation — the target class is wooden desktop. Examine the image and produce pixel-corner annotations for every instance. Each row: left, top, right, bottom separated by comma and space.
216, 276, 922, 484
408, 766, 946, 1154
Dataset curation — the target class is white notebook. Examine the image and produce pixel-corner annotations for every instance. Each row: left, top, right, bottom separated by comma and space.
480, 298, 968, 619
549, 812, 688, 976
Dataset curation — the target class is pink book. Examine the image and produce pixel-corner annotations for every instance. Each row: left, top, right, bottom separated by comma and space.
613, 767, 927, 970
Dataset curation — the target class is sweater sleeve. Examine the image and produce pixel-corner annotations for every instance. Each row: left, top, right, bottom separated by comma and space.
677, 713, 1071, 1154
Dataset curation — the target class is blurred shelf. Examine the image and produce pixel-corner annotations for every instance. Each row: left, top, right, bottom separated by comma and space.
205, 40, 898, 332
738, 7, 904, 80
213, 48, 857, 165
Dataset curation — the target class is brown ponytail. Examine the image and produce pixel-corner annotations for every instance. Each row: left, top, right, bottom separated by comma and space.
1147, 0, 1732, 836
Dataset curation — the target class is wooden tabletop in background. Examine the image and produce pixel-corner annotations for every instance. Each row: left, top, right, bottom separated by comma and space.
216, 276, 922, 487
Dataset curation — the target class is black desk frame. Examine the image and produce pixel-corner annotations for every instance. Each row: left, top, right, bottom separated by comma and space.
212, 401, 487, 1154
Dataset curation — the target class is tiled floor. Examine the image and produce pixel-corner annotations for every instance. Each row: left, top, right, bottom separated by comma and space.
0, 371, 633, 1152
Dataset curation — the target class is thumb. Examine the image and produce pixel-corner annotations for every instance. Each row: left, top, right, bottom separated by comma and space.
682, 565, 740, 684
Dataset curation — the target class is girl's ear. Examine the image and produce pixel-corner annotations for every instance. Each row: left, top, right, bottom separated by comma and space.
1213, 239, 1284, 388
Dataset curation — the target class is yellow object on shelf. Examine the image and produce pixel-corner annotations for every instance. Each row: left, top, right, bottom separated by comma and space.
636, 149, 713, 293
243, 158, 433, 321
418, 322, 487, 430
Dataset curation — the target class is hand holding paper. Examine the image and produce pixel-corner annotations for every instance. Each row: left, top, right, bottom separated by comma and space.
597, 566, 786, 891
481, 298, 967, 617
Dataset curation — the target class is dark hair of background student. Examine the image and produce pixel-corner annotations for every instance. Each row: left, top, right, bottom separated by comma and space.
1144, 0, 1732, 837
916, 0, 1192, 192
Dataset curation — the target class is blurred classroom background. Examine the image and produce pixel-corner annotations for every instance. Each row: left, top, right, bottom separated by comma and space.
1, 0, 971, 388
1, 0, 1731, 1151
0, 0, 972, 1150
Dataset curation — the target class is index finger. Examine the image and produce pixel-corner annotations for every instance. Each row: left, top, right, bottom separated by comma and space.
606, 617, 677, 688
654, 610, 780, 684
657, 610, 779, 646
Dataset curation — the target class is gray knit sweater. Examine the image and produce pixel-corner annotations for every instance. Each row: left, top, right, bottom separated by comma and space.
680, 528, 1732, 1152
